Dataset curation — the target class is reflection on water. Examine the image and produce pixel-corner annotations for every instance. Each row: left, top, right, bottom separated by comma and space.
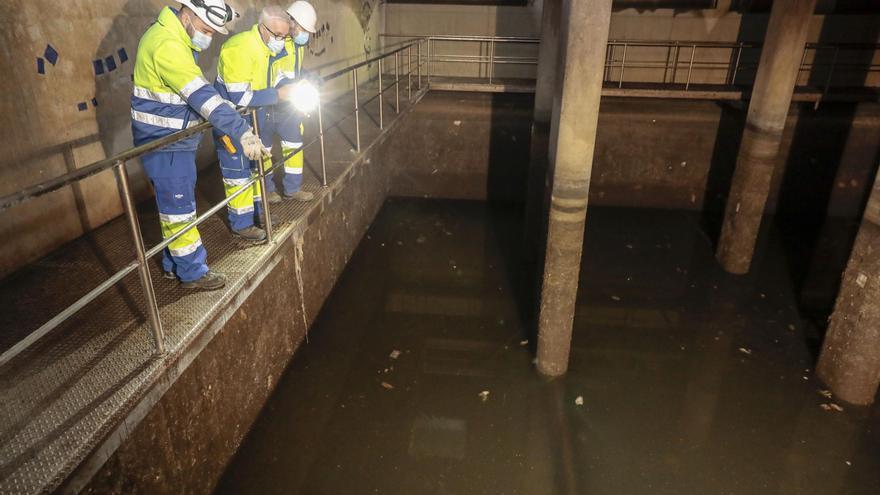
215, 199, 880, 495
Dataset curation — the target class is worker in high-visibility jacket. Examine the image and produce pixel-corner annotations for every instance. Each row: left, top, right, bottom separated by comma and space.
213, 2, 318, 239
131, 0, 269, 290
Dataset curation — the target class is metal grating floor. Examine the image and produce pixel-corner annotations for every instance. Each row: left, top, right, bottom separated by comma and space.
0, 80, 422, 494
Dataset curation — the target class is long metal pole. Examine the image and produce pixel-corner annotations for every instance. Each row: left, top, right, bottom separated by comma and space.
395, 51, 400, 114
685, 44, 696, 90
408, 45, 412, 100
663, 44, 671, 83
619, 43, 627, 88
379, 58, 384, 129
428, 38, 433, 83
816, 46, 840, 110
116, 160, 165, 355
489, 39, 496, 83
317, 97, 328, 187
672, 42, 680, 83
353, 69, 361, 152
250, 110, 274, 243
731, 44, 743, 85
417, 40, 422, 88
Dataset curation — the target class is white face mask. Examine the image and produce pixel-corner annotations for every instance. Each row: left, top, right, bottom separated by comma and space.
267, 37, 285, 54
186, 17, 213, 51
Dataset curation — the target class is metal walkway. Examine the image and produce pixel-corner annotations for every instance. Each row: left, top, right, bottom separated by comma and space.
0, 70, 425, 493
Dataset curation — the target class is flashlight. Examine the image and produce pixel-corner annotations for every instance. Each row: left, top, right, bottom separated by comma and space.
285, 79, 320, 114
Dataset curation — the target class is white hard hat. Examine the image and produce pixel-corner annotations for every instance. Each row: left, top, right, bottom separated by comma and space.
179, 0, 238, 35
286, 1, 317, 34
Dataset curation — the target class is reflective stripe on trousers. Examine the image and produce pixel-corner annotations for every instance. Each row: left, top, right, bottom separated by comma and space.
141, 151, 210, 282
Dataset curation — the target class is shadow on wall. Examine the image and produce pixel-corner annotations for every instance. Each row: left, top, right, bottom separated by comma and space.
486, 4, 541, 359
774, 15, 880, 346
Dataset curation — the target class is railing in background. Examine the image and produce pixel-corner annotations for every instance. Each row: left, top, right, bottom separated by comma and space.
0, 38, 429, 368
382, 34, 880, 94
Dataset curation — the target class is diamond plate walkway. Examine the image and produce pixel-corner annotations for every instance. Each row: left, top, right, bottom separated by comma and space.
0, 80, 426, 494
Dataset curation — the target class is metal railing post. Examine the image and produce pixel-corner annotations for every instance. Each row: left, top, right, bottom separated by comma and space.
408, 44, 413, 100
604, 44, 612, 82
395, 51, 400, 114
798, 47, 809, 86
816, 46, 840, 110
663, 44, 672, 83
731, 43, 743, 85
115, 160, 165, 355
353, 69, 361, 152
489, 39, 496, 84
428, 38, 433, 83
379, 58, 384, 129
685, 44, 696, 90
316, 97, 328, 186
619, 42, 627, 88
418, 40, 422, 89
671, 42, 680, 84
250, 110, 274, 243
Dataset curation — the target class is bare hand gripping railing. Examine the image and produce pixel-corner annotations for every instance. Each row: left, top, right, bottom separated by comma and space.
0, 38, 428, 368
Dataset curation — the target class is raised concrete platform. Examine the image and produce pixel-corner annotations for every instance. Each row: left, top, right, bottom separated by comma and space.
0, 81, 426, 494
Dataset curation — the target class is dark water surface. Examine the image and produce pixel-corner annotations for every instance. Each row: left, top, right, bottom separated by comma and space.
215, 199, 880, 495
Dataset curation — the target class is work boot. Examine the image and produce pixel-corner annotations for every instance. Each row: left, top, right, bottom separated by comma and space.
256, 213, 279, 229
181, 270, 227, 290
266, 191, 283, 204
232, 225, 267, 243
162, 270, 176, 280
284, 190, 314, 202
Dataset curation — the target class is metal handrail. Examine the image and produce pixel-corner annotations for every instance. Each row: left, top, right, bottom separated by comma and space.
0, 37, 428, 368
382, 34, 880, 93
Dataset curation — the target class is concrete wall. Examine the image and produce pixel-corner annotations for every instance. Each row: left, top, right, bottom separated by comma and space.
388, 91, 880, 219
0, 0, 383, 279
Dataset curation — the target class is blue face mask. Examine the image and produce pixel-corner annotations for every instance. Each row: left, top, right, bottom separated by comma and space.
267, 37, 285, 54
192, 30, 213, 50
294, 32, 309, 46
186, 18, 213, 51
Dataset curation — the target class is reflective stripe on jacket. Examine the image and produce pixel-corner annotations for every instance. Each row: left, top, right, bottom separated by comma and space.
131, 6, 250, 151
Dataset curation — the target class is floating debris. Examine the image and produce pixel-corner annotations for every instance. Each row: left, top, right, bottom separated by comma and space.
381, 382, 394, 390
478, 390, 490, 402
819, 389, 833, 399
738, 347, 753, 355
416, 235, 427, 244
820, 403, 844, 412
519, 340, 529, 346
389, 350, 401, 359
611, 295, 621, 302
575, 396, 584, 406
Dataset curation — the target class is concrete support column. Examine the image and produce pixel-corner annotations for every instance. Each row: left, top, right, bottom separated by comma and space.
715, 0, 816, 274
535, 0, 612, 377
816, 172, 880, 405
524, 0, 562, 257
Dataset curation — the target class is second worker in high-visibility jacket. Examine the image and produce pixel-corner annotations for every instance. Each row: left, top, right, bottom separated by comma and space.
213, 2, 319, 241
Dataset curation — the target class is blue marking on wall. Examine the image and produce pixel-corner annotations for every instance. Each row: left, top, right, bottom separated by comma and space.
105, 55, 117, 72
117, 47, 128, 63
43, 44, 58, 65
37, 57, 45, 74
93, 59, 105, 75
91, 97, 99, 107
77, 102, 88, 111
